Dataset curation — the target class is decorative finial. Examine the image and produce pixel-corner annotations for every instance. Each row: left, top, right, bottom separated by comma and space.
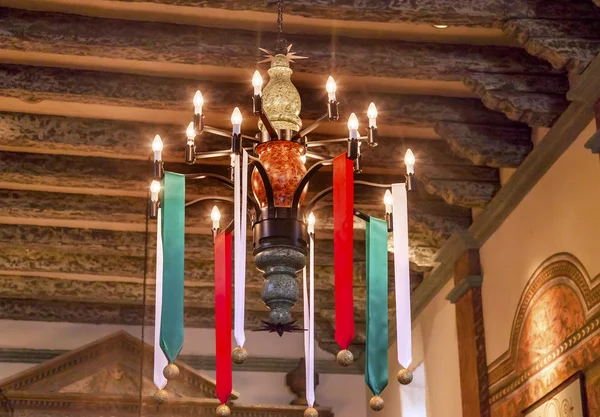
216, 404, 231, 417
163, 363, 180, 380
154, 389, 169, 404
336, 349, 354, 367
369, 396, 384, 411
304, 407, 319, 417
232, 346, 248, 364
397, 367, 413, 385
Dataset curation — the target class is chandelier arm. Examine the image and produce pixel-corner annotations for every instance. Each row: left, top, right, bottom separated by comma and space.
257, 111, 279, 140
184, 173, 261, 216
290, 158, 334, 215
304, 179, 405, 214
185, 195, 259, 221
194, 147, 254, 160
247, 156, 276, 210
306, 136, 369, 148
293, 113, 328, 140
305, 152, 330, 161
353, 208, 371, 222
203, 125, 259, 143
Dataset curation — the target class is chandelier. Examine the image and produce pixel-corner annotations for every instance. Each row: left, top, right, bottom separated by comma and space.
146, 1, 416, 415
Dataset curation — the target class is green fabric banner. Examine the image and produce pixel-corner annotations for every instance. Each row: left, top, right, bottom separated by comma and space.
365, 217, 389, 396
160, 172, 185, 363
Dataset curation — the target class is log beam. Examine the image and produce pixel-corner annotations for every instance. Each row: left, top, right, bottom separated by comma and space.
0, 7, 555, 85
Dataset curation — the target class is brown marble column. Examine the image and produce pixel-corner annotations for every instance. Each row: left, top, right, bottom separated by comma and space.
446, 249, 490, 417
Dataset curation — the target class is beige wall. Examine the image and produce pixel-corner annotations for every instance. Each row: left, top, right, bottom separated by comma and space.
481, 120, 600, 363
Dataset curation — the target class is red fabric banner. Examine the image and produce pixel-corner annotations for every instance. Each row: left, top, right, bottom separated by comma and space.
215, 231, 232, 405
333, 153, 355, 349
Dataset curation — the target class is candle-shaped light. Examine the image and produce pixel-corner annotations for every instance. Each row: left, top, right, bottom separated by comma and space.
300, 154, 307, 164
347, 113, 359, 140
367, 102, 378, 128
326, 76, 337, 102
307, 212, 316, 235
152, 134, 163, 161
193, 90, 203, 115
384, 190, 393, 214
231, 107, 242, 135
211, 205, 221, 230
252, 70, 263, 96
404, 149, 415, 175
150, 180, 161, 202
186, 122, 195, 145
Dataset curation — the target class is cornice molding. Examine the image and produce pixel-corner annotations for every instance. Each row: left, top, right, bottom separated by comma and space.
446, 275, 483, 304
0, 348, 361, 376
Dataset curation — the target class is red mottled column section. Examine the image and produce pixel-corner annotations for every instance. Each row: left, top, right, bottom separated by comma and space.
251, 141, 307, 208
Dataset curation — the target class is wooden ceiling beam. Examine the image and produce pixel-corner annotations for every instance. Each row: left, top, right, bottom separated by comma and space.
0, 64, 519, 133
435, 123, 533, 168
0, 7, 555, 87
503, 19, 600, 78
464, 73, 569, 127
10, 0, 599, 28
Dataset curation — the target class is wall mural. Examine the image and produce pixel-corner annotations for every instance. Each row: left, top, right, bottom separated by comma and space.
522, 373, 586, 417
487, 253, 600, 417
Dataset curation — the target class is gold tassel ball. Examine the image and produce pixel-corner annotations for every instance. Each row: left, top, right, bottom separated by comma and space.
232, 346, 248, 364
369, 396, 384, 412
216, 404, 231, 417
336, 349, 354, 367
163, 363, 180, 380
304, 407, 319, 417
396, 367, 413, 385
153, 389, 168, 404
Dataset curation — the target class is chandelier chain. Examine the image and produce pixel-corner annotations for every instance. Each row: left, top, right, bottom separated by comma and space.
275, 0, 287, 53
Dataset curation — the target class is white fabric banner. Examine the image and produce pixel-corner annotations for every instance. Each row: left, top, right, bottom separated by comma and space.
234, 151, 248, 347
153, 208, 168, 390
303, 235, 315, 407
392, 183, 412, 368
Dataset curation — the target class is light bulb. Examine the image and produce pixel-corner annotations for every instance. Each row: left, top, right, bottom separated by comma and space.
367, 102, 378, 119
307, 212, 316, 234
252, 70, 263, 96
231, 107, 242, 135
150, 180, 161, 202
367, 102, 378, 128
433, 24, 448, 29
384, 190, 393, 214
211, 205, 221, 229
186, 122, 195, 143
300, 155, 307, 164
193, 90, 203, 115
326, 76, 337, 101
152, 134, 163, 152
347, 113, 359, 140
152, 134, 163, 161
404, 149, 415, 175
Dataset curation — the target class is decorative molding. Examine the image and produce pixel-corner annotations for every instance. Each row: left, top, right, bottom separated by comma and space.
0, 348, 360, 375
446, 275, 483, 304
585, 130, 600, 154
487, 253, 600, 416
